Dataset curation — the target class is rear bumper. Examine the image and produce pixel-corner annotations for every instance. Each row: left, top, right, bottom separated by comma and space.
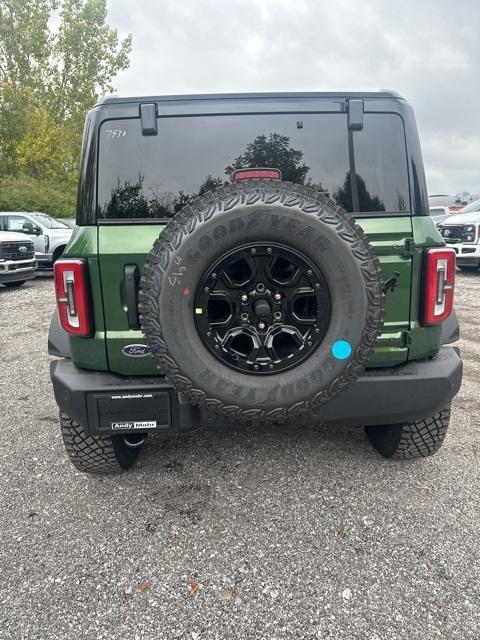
50, 359, 200, 435
50, 346, 463, 433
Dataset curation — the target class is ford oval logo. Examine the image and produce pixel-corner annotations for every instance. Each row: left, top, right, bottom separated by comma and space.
122, 344, 150, 358
19, 246, 28, 253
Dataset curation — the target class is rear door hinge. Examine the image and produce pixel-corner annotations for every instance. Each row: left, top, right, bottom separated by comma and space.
347, 98, 364, 131
403, 238, 416, 257
401, 330, 412, 347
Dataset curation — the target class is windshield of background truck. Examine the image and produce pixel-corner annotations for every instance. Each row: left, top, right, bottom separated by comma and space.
30, 213, 69, 229
460, 198, 480, 213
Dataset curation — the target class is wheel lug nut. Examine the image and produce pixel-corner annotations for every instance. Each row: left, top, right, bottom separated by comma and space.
211, 273, 217, 279
241, 294, 248, 302
250, 248, 256, 255
204, 286, 209, 293
269, 364, 274, 369
307, 269, 313, 276
241, 312, 249, 322
267, 247, 272, 254
256, 283, 265, 293
258, 321, 266, 330
274, 292, 281, 301
274, 311, 282, 321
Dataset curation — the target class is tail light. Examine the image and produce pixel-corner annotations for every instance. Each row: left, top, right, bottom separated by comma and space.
422, 248, 455, 325
232, 168, 282, 182
54, 259, 92, 336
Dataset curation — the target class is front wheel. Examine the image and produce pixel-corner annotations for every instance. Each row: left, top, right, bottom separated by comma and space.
3, 281, 25, 288
60, 412, 144, 474
365, 407, 450, 459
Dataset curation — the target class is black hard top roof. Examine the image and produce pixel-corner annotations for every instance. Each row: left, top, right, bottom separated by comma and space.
95, 90, 405, 107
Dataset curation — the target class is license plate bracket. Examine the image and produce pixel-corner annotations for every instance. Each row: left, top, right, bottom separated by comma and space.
87, 390, 172, 434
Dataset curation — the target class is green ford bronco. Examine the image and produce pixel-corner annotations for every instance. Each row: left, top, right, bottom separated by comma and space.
48, 91, 463, 474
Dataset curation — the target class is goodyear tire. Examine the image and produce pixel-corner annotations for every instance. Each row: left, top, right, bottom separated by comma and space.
365, 407, 451, 459
139, 181, 385, 425
60, 412, 143, 474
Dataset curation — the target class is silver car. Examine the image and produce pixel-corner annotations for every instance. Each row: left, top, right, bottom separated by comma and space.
0, 211, 74, 266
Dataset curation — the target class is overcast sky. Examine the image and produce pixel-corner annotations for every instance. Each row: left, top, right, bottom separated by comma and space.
107, 0, 480, 196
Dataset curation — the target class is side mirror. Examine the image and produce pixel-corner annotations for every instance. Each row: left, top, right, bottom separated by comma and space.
22, 222, 35, 234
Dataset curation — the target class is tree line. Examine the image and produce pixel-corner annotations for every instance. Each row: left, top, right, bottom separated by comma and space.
0, 0, 131, 217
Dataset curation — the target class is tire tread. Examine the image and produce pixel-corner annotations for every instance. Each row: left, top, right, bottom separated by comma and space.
366, 407, 451, 459
60, 412, 137, 474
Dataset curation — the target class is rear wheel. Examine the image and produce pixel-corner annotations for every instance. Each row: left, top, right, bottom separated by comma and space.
3, 281, 25, 288
365, 407, 450, 459
60, 412, 144, 474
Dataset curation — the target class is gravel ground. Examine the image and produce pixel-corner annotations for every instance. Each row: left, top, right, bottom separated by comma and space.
0, 272, 479, 640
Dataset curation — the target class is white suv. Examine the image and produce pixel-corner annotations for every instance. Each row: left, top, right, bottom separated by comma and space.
438, 199, 480, 271
0, 211, 74, 267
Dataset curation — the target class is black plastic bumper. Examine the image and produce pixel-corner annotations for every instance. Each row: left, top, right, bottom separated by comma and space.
50, 346, 463, 433
50, 359, 200, 436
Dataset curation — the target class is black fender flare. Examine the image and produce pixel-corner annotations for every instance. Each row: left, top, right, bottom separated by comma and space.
440, 309, 460, 345
48, 310, 71, 358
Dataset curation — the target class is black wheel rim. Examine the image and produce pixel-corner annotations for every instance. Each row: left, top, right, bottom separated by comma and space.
194, 242, 331, 374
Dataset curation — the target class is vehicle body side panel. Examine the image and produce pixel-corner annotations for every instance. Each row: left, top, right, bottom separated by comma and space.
98, 225, 165, 374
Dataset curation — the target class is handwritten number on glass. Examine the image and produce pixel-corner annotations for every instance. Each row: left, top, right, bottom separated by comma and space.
105, 129, 127, 138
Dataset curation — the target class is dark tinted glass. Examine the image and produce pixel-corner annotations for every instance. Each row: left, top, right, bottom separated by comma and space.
97, 112, 410, 219
351, 114, 410, 213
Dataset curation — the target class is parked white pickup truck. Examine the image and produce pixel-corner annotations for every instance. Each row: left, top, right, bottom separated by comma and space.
0, 230, 37, 287
438, 199, 480, 271
0, 211, 73, 266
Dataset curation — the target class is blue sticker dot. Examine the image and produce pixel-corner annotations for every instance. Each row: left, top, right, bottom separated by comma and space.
332, 340, 352, 360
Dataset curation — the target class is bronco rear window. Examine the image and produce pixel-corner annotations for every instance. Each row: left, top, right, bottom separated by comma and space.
97, 113, 410, 219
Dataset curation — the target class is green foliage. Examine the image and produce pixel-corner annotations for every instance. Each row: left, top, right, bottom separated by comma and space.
334, 171, 384, 212
225, 133, 310, 184
0, 174, 77, 217
0, 0, 131, 211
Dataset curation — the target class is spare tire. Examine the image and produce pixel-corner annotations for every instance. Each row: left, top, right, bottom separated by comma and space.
139, 181, 384, 425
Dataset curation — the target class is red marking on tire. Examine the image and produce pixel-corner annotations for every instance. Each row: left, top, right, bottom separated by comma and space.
183, 288, 190, 296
